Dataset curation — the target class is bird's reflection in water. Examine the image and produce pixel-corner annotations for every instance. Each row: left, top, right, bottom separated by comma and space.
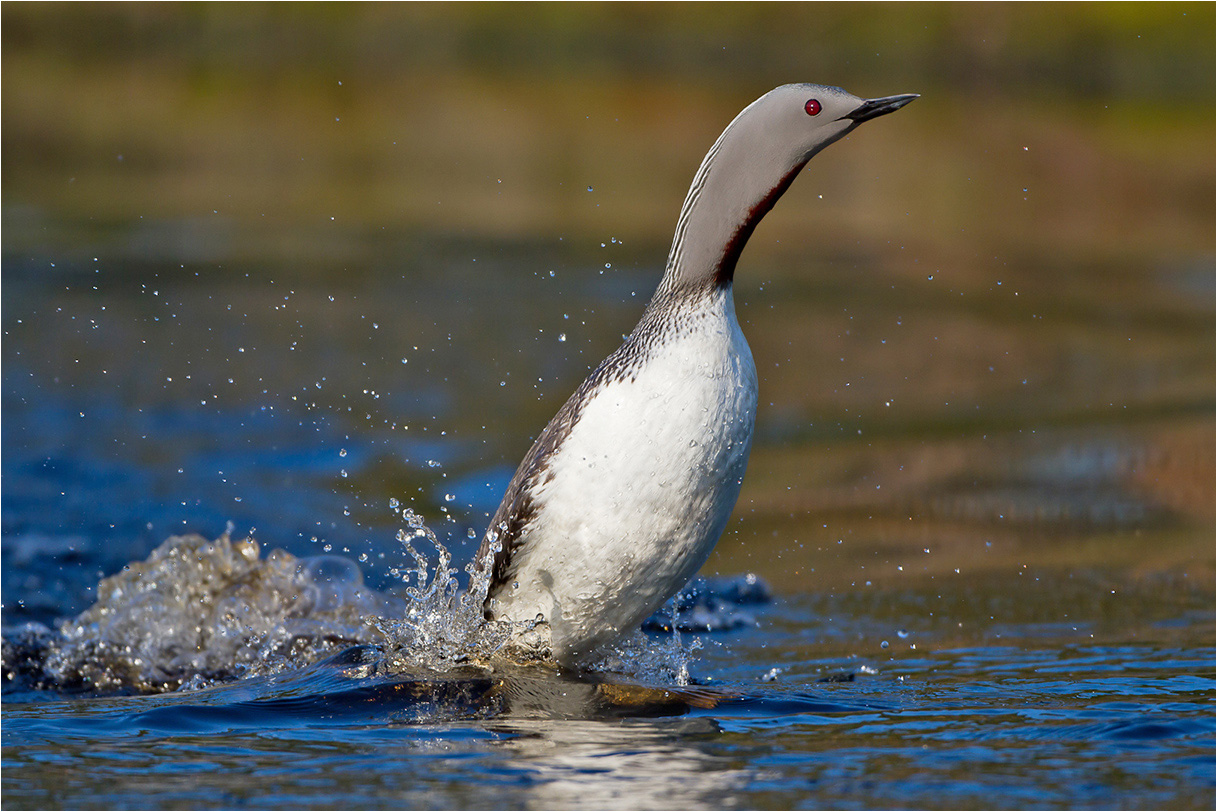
321, 644, 747, 806
362, 657, 749, 809
488, 715, 745, 810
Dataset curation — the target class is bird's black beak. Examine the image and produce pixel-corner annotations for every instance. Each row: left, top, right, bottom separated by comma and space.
843, 93, 920, 123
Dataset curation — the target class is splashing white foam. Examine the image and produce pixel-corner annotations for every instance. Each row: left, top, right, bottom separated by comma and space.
15, 507, 710, 694
40, 533, 396, 692
370, 506, 519, 671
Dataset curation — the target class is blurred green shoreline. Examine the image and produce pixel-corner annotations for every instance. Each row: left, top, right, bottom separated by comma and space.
4, 3, 1214, 265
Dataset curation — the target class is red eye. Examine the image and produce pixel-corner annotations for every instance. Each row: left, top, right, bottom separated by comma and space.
805, 98, 822, 116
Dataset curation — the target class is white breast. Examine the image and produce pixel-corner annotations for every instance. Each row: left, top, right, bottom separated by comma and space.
490, 288, 757, 663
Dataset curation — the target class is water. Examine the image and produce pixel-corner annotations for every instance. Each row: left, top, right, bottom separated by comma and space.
3, 238, 1212, 810
3, 7, 1215, 808
3, 579, 1211, 809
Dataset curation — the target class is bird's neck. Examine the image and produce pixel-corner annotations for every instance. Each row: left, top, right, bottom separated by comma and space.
655, 123, 808, 299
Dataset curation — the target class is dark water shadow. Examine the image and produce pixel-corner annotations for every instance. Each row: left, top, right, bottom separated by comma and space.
3, 643, 883, 743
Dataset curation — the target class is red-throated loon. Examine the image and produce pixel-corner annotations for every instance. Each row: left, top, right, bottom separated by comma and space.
475, 84, 917, 666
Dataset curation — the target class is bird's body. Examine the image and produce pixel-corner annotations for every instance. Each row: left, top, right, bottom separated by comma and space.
475, 84, 916, 666
484, 284, 757, 663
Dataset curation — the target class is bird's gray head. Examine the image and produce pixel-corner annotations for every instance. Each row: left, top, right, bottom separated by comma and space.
730, 83, 919, 169
661, 83, 917, 291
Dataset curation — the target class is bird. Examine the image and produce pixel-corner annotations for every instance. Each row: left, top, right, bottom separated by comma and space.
474, 84, 917, 667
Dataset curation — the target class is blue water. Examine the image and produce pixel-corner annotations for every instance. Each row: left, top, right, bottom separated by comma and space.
4, 598, 1212, 809
2, 225, 1214, 808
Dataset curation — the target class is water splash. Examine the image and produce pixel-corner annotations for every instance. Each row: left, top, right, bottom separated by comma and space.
370, 507, 517, 671
3, 509, 765, 696
2, 510, 534, 694
585, 628, 703, 687
25, 532, 396, 693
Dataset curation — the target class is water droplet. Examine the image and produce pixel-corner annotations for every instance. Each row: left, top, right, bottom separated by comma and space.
339, 448, 348, 458
586, 185, 593, 192
558, 333, 567, 342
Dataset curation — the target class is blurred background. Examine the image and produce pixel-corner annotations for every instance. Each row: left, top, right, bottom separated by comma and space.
2, 3, 1213, 626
